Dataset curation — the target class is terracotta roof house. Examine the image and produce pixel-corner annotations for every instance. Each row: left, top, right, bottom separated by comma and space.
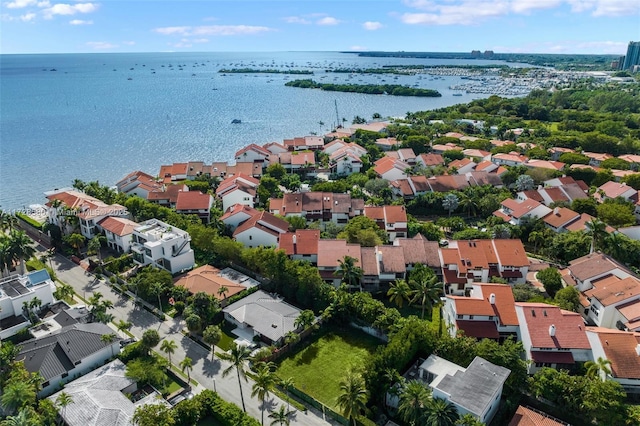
564, 213, 614, 234
549, 146, 575, 161
330, 146, 363, 176
283, 136, 324, 151
449, 158, 475, 174
440, 240, 529, 293
290, 151, 317, 172
524, 159, 566, 172
223, 290, 305, 345
175, 190, 214, 223
220, 203, 260, 231
595, 181, 637, 202
490, 140, 516, 148
375, 137, 400, 151
431, 143, 461, 154
492, 152, 528, 167
268, 192, 364, 225
360, 245, 407, 290
147, 184, 188, 208
393, 234, 441, 270
617, 299, 640, 332
416, 153, 445, 168
561, 252, 636, 293
586, 327, 640, 394
462, 149, 491, 161
17, 323, 121, 396
158, 162, 188, 184
373, 156, 410, 181
494, 198, 552, 225
174, 265, 250, 301
417, 355, 509, 425
443, 283, 518, 341
582, 274, 640, 329
45, 189, 128, 239
349, 121, 390, 133
278, 229, 321, 264
363, 205, 408, 241
619, 154, 640, 170
97, 216, 139, 253
115, 170, 163, 199
466, 171, 504, 187
317, 239, 362, 284
515, 302, 592, 373
263, 142, 288, 155
542, 207, 581, 232
508, 406, 568, 426
426, 174, 470, 192
48, 360, 169, 426
232, 210, 289, 249
544, 176, 589, 191
396, 148, 417, 164
322, 139, 349, 155
474, 160, 498, 173
216, 173, 260, 212
444, 132, 464, 139
582, 151, 613, 167
235, 143, 270, 163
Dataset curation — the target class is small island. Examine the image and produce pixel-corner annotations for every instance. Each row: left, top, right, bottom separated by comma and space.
284, 79, 442, 97
219, 68, 314, 74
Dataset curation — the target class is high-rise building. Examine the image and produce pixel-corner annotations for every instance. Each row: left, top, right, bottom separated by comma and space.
622, 41, 640, 70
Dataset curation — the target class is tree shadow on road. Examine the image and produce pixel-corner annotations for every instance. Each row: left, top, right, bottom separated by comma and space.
182, 335, 207, 362
202, 357, 221, 377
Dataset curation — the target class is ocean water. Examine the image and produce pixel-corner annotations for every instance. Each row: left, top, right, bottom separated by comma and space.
0, 51, 526, 210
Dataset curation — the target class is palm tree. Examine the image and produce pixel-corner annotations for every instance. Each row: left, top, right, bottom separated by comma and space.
409, 265, 442, 320
180, 357, 193, 385
293, 309, 315, 330
424, 397, 459, 426
54, 283, 74, 302
398, 380, 430, 426
150, 282, 164, 314
586, 219, 607, 254
387, 279, 412, 309
8, 231, 35, 275
584, 356, 612, 380
515, 174, 535, 191
202, 325, 222, 361
116, 319, 132, 334
251, 363, 276, 425
280, 377, 295, 412
442, 194, 459, 217
0, 211, 18, 233
160, 340, 177, 367
0, 235, 15, 276
604, 231, 626, 262
87, 235, 106, 261
268, 405, 294, 426
528, 230, 546, 252
218, 343, 252, 412
217, 285, 229, 301
0, 381, 36, 415
335, 371, 369, 426
66, 233, 86, 257
2, 408, 34, 426
457, 193, 478, 218
335, 255, 363, 291
101, 333, 117, 358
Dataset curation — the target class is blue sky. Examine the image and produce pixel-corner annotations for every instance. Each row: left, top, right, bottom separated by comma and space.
2, 0, 639, 54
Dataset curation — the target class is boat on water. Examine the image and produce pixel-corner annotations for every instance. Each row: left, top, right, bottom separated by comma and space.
453, 93, 463, 96
231, 119, 241, 124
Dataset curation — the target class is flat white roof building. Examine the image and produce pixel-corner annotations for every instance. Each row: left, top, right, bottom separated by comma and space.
131, 219, 195, 274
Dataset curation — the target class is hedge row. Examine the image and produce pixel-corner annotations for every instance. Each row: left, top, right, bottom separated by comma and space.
173, 390, 260, 426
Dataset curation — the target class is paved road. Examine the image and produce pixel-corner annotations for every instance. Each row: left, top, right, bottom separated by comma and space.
39, 245, 335, 426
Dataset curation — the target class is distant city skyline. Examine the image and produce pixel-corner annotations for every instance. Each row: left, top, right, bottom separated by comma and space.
1, 0, 639, 54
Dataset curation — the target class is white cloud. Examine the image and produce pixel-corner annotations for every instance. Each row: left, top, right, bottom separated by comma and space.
122, 40, 135, 45
86, 41, 117, 49
69, 18, 92, 25
43, 2, 98, 19
4, 0, 37, 9
362, 21, 383, 30
20, 11, 35, 21
283, 16, 311, 24
154, 25, 273, 37
316, 16, 340, 25
349, 45, 367, 51
400, 0, 638, 26
494, 39, 627, 54
1, 11, 35, 21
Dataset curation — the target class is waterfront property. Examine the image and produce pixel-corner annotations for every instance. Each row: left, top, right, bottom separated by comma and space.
174, 265, 258, 301
130, 219, 195, 274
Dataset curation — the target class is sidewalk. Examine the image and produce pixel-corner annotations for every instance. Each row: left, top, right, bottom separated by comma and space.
35, 243, 335, 425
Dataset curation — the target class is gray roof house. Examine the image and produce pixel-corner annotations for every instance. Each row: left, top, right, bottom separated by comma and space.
419, 355, 510, 425
17, 322, 120, 396
48, 359, 168, 426
222, 290, 303, 345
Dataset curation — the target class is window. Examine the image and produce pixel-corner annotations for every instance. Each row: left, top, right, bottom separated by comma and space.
457, 314, 463, 319
249, 235, 252, 240
469, 315, 474, 319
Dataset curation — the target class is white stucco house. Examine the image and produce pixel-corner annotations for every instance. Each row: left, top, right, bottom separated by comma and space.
130, 219, 195, 274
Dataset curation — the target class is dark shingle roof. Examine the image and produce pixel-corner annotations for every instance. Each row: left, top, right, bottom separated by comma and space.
17, 323, 118, 381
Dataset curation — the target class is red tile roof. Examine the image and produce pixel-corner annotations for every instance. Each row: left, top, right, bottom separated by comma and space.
564, 252, 632, 282
456, 320, 499, 339
235, 143, 270, 158
290, 151, 316, 166
508, 405, 566, 426
516, 303, 590, 349
418, 153, 445, 167
585, 276, 640, 307
542, 207, 580, 229
587, 328, 640, 379
97, 216, 138, 237
233, 211, 289, 237
278, 229, 320, 256
501, 198, 545, 219
220, 203, 259, 220
174, 265, 246, 300
175, 191, 212, 211
317, 239, 362, 268
394, 235, 440, 267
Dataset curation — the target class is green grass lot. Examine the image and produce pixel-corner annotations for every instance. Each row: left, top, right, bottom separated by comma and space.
275, 327, 383, 410
217, 322, 239, 351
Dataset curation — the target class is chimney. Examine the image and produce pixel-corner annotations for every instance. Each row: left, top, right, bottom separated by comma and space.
377, 251, 383, 263
636, 344, 640, 357
554, 207, 560, 216
489, 293, 496, 305
549, 324, 556, 337
292, 235, 297, 246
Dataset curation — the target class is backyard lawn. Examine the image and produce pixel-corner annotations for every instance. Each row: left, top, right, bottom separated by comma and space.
217, 321, 239, 351
275, 327, 383, 410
